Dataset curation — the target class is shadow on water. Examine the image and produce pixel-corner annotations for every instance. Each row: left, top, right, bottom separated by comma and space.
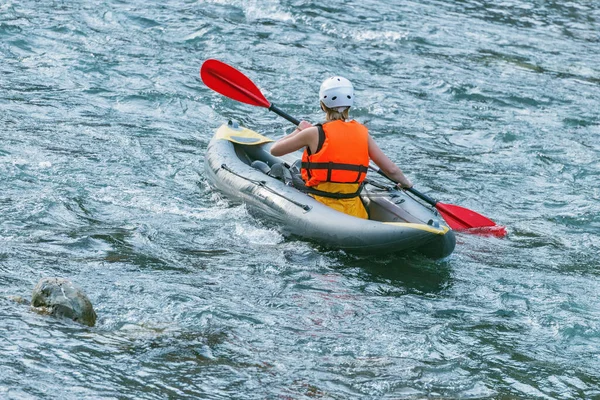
333, 252, 454, 296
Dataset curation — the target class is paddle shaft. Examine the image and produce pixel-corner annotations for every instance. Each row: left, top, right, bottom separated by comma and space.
269, 104, 300, 126
368, 164, 438, 206
408, 187, 441, 207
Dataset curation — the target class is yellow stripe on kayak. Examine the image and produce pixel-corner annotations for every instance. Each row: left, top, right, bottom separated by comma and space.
383, 222, 450, 235
215, 124, 273, 145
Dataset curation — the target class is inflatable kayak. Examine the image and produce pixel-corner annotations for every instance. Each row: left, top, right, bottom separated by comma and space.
204, 121, 456, 259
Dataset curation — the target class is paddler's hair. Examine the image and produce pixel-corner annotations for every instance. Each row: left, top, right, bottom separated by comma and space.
320, 101, 349, 121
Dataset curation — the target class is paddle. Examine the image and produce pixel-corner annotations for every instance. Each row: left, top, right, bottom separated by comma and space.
201, 59, 300, 126
368, 164, 507, 237
200, 59, 507, 237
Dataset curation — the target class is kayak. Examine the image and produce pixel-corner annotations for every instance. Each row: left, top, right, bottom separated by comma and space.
204, 121, 456, 259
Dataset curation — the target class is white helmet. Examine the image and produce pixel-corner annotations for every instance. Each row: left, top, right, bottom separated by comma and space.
319, 76, 354, 110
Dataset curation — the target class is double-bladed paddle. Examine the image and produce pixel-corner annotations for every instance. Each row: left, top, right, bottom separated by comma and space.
200, 59, 507, 237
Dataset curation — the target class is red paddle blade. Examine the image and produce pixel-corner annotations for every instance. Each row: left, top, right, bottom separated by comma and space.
200, 59, 271, 108
436, 202, 507, 237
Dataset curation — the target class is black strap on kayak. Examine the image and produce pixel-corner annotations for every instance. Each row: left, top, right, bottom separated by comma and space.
220, 164, 311, 212
364, 178, 393, 191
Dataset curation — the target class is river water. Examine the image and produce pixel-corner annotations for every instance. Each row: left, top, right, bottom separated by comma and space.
1, 0, 599, 398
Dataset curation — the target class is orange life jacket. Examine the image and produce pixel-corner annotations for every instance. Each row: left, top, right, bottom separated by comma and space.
301, 120, 369, 189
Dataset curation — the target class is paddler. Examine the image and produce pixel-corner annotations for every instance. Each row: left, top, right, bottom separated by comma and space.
270, 76, 413, 219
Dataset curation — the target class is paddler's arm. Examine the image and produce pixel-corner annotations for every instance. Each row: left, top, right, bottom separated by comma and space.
270, 122, 318, 157
368, 135, 413, 188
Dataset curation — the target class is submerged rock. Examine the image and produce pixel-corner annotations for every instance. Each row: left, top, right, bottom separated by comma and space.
31, 278, 97, 327
8, 295, 29, 305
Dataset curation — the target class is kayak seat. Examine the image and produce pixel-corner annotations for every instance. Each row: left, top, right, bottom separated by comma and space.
290, 159, 302, 174
243, 145, 282, 168
288, 159, 308, 190
251, 160, 294, 186
251, 160, 271, 174
269, 163, 293, 185
291, 173, 307, 191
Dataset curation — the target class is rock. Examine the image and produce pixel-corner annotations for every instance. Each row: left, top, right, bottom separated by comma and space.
31, 278, 97, 327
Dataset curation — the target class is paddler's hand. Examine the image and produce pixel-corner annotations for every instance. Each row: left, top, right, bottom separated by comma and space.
396, 177, 413, 189
281, 120, 313, 139
297, 120, 313, 131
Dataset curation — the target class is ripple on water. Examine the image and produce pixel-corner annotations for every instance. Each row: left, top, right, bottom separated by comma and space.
1, 0, 600, 398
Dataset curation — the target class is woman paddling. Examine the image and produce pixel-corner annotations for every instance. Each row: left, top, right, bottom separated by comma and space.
270, 76, 413, 219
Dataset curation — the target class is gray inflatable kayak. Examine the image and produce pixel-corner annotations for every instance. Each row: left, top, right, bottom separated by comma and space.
205, 121, 456, 259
